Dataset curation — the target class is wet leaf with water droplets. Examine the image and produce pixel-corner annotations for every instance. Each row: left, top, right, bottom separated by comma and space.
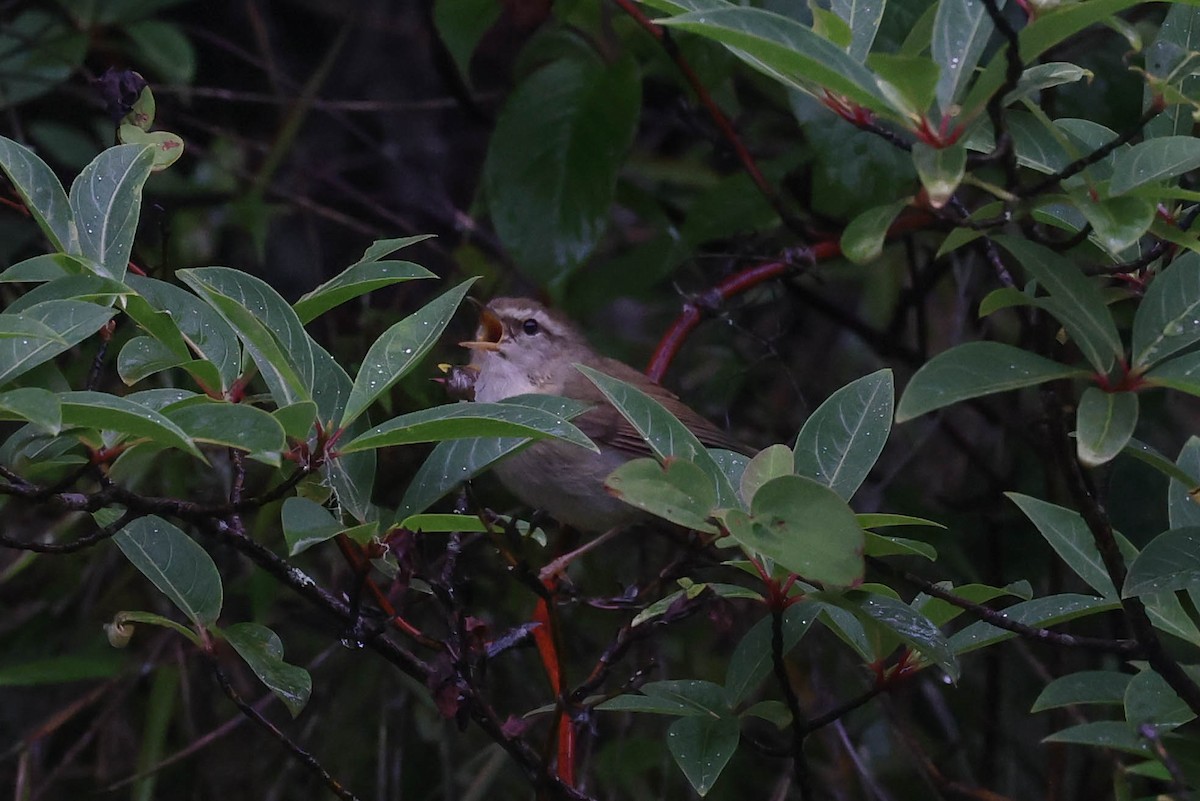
222, 623, 312, 717
1124, 527, 1200, 599
340, 277, 476, 427
795, 368, 892, 500
68, 144, 155, 280
114, 515, 223, 626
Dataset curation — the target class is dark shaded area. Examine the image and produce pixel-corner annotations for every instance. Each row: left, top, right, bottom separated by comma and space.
0, 1, 1197, 800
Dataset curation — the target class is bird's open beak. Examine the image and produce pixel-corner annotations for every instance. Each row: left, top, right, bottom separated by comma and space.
458, 303, 503, 352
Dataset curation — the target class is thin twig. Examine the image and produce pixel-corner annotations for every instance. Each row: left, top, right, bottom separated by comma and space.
209, 659, 361, 801
1019, 103, 1163, 197
978, 0, 1023, 190
0, 509, 138, 554
771, 606, 810, 799
1043, 386, 1200, 715
869, 557, 1140, 655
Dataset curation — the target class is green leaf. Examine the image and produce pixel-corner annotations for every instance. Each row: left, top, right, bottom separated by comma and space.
794, 368, 893, 500
658, 6, 889, 112
162, 399, 286, 457
338, 401, 596, 454
667, 714, 740, 797
895, 342, 1087, 422
340, 278, 476, 426
68, 144, 155, 280
1004, 111, 1072, 174
933, 0, 1001, 114
432, 0, 501, 85
840, 200, 910, 264
724, 603, 818, 705
484, 54, 640, 286
949, 594, 1119, 654
0, 135, 74, 251
61, 391, 201, 458
293, 236, 436, 323
117, 124, 185, 171
0, 300, 115, 388
0, 10, 86, 108
395, 395, 591, 517
741, 700, 792, 728
858, 513, 946, 530
282, 497, 344, 555
0, 387, 60, 433
274, 401, 319, 440
993, 235, 1123, 374
1043, 721, 1149, 755
633, 581, 759, 628
853, 592, 958, 680
123, 85, 156, 131
605, 457, 719, 533
178, 268, 314, 406
575, 365, 738, 508
831, 0, 885, 61
1031, 671, 1130, 712
1006, 493, 1117, 598
912, 141, 966, 208
738, 444, 793, 508
1124, 527, 1200, 598
1075, 388, 1138, 468
5, 274, 133, 315
0, 314, 66, 345
1145, 3, 1200, 140
222, 622, 312, 718
1075, 195, 1155, 255
1132, 253, 1200, 368
127, 276, 242, 392
1145, 351, 1200, 399
396, 513, 490, 533
0, 253, 91, 282
1004, 62, 1092, 106
864, 532, 937, 560
122, 20, 196, 85
596, 693, 700, 716
114, 516, 222, 626
961, 0, 1144, 118
915, 582, 1032, 628
813, 601, 873, 662
811, 7, 852, 50
307, 341, 376, 522
717, 475, 864, 587
1169, 437, 1200, 530
645, 680, 729, 715
1125, 666, 1199, 731
869, 55, 938, 117
1110, 136, 1200, 195
1122, 436, 1200, 489
124, 388, 199, 413
117, 336, 188, 384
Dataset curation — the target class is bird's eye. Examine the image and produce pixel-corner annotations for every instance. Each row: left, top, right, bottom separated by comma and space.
522, 318, 540, 335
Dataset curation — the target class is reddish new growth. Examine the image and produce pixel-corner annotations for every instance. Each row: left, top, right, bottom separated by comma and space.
821, 91, 876, 128
914, 114, 966, 148
1093, 360, 1146, 393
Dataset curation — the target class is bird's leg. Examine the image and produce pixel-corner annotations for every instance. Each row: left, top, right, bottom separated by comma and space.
538, 525, 624, 583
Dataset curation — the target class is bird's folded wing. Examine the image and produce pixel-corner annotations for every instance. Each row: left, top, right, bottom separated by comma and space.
565, 358, 750, 458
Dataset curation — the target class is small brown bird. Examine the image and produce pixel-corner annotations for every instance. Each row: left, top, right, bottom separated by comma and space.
459, 297, 743, 532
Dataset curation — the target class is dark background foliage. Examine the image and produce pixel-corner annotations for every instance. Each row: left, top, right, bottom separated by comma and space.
2, 0, 1199, 799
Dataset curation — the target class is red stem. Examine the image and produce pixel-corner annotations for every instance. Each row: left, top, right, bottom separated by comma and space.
532, 584, 576, 787
646, 213, 934, 380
